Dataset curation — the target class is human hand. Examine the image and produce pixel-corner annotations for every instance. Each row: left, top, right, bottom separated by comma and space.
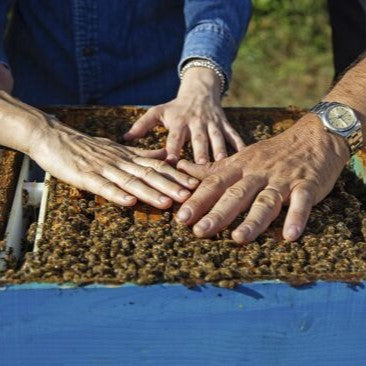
0, 64, 13, 93
27, 118, 199, 209
124, 67, 245, 164
175, 113, 351, 243
0, 92, 198, 208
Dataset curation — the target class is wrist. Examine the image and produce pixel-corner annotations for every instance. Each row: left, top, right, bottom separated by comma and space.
0, 92, 50, 155
295, 114, 351, 163
178, 67, 221, 101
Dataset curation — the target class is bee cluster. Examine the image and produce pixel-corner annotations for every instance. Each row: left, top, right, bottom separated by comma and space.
2, 106, 366, 287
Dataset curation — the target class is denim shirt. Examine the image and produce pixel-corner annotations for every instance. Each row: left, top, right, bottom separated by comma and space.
0, 0, 251, 106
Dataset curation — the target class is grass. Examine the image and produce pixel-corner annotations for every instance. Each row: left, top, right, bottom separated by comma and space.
224, 0, 334, 108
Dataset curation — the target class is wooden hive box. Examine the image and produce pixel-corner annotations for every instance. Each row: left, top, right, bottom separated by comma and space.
1, 106, 366, 366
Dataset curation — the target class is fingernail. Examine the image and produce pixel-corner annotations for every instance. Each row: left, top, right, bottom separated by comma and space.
195, 219, 210, 232
197, 158, 207, 165
177, 207, 191, 222
178, 189, 191, 197
123, 132, 131, 139
159, 196, 171, 204
234, 226, 251, 242
286, 225, 299, 241
188, 177, 199, 185
216, 153, 227, 160
167, 154, 178, 162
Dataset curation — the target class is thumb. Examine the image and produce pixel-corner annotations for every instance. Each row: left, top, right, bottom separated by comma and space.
124, 107, 161, 140
177, 159, 212, 180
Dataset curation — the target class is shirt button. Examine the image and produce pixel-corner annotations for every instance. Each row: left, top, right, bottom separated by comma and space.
83, 46, 95, 57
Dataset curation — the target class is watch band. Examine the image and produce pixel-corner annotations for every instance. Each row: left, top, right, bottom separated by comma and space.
309, 101, 328, 115
348, 123, 363, 155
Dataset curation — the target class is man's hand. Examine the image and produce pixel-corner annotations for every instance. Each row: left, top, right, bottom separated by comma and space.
123, 67, 245, 164
175, 113, 350, 243
0, 92, 198, 208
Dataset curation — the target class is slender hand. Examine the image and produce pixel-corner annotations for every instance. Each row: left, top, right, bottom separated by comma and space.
124, 67, 245, 164
176, 54, 366, 243
0, 92, 198, 208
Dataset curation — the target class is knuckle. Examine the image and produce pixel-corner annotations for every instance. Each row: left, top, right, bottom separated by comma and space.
75, 155, 89, 170
122, 173, 139, 187
243, 219, 261, 231
99, 181, 116, 197
154, 160, 169, 170
203, 174, 224, 191
193, 133, 205, 142
297, 188, 314, 201
207, 210, 226, 224
211, 128, 222, 137
226, 186, 246, 199
191, 116, 204, 125
290, 208, 307, 218
142, 167, 156, 179
255, 193, 278, 210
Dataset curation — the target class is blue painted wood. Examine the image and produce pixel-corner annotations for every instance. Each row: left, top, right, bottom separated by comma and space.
1, 281, 366, 366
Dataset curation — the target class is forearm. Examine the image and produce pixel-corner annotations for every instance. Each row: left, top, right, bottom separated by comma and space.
0, 92, 47, 154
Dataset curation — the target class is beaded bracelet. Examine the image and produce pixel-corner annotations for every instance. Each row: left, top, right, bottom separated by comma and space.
179, 59, 227, 96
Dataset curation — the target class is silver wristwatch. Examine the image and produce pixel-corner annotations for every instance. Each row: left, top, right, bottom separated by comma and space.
310, 101, 363, 155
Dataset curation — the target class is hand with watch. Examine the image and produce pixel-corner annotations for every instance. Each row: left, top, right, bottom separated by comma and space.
174, 56, 366, 244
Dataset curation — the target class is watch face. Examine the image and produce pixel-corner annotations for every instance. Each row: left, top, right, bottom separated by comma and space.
326, 105, 357, 131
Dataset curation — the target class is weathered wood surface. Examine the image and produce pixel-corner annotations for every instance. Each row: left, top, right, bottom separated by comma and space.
0, 281, 365, 366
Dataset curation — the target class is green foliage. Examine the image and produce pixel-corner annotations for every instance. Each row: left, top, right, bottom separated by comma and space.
225, 0, 333, 107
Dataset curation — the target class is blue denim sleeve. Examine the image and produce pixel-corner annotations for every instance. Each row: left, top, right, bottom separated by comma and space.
0, 0, 11, 67
179, 0, 252, 86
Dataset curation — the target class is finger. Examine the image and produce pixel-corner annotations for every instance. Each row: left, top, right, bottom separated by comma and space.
132, 156, 199, 189
126, 146, 167, 160
82, 172, 137, 206
232, 187, 284, 244
102, 165, 173, 209
192, 176, 264, 238
176, 159, 213, 180
119, 162, 192, 203
166, 126, 187, 164
282, 183, 315, 241
190, 123, 209, 164
123, 107, 161, 140
176, 173, 238, 225
222, 121, 246, 151
207, 123, 227, 161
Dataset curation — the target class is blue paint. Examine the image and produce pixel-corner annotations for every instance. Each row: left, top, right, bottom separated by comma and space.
1, 282, 366, 366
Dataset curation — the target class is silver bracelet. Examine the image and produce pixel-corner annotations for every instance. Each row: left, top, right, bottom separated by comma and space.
179, 59, 227, 96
